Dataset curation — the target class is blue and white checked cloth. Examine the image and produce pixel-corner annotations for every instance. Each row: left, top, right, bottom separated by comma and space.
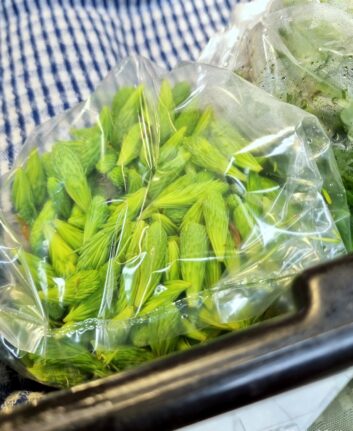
0, 0, 246, 407
0, 0, 246, 176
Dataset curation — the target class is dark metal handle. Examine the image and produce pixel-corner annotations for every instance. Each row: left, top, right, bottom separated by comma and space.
2, 255, 353, 431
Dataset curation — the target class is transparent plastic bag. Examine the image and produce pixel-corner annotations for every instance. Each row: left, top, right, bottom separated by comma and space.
201, 0, 353, 250
234, 2, 353, 138
0, 56, 345, 387
268, 0, 353, 13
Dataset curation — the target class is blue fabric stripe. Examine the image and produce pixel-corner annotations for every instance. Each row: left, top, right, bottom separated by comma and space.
69, 0, 104, 81
50, 0, 86, 97
90, 0, 119, 65
167, 0, 195, 61
2, 1, 25, 158
135, 5, 158, 62
223, 0, 236, 22
220, 0, 234, 23
220, 1, 232, 28
33, 0, 70, 110
147, 1, 172, 69
0, 18, 13, 169
12, 1, 41, 127
226, 0, 235, 10
141, 4, 170, 68
179, 1, 203, 52
190, 0, 212, 44
203, 1, 219, 30
103, 2, 126, 59
23, 0, 55, 118
0, 83, 13, 169
112, 4, 128, 58
124, 1, 144, 57
80, 0, 112, 71
123, 0, 141, 54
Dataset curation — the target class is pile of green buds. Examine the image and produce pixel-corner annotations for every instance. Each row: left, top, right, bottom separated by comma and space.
10, 80, 280, 387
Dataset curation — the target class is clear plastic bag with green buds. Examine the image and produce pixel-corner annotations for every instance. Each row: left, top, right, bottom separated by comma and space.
0, 56, 346, 388
201, 0, 353, 249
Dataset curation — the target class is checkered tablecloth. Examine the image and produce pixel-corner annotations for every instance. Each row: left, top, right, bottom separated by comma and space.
0, 0, 242, 176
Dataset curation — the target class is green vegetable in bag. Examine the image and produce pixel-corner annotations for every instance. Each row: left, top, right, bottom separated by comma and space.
5, 69, 343, 389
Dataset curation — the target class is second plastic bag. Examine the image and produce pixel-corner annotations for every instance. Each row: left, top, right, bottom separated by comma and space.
0, 57, 345, 387
200, 0, 353, 247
